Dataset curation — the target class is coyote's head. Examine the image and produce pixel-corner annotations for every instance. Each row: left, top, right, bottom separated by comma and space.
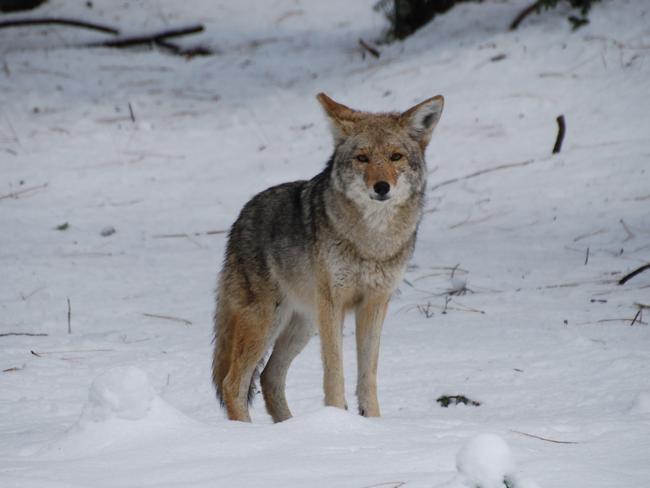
317, 93, 443, 207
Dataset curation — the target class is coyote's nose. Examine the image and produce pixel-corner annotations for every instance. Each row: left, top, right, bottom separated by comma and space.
373, 181, 390, 196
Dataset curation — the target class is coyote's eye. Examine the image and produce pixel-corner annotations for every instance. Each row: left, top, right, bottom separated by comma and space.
390, 153, 403, 161
355, 155, 369, 163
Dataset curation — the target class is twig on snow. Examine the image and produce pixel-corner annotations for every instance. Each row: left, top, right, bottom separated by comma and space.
128, 102, 136, 123
67, 298, 72, 334
142, 313, 192, 326
416, 302, 434, 318
431, 159, 535, 192
30, 348, 113, 355
0, 332, 48, 337
552, 115, 566, 154
2, 365, 25, 373
510, 0, 543, 30
85, 24, 205, 50
0, 183, 48, 201
619, 219, 635, 242
584, 247, 590, 265
511, 429, 579, 444
151, 229, 227, 238
359, 38, 381, 59
618, 263, 650, 285
0, 17, 119, 34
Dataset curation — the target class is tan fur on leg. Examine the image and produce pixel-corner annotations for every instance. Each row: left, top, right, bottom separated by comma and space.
355, 293, 389, 417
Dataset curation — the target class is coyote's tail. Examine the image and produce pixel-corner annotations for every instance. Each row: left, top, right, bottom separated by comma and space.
211, 302, 260, 406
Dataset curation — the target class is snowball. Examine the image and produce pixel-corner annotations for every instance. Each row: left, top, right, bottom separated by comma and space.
82, 366, 156, 422
456, 434, 516, 488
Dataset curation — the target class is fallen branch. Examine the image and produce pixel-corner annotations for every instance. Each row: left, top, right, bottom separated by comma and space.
552, 115, 566, 154
142, 313, 192, 326
358, 38, 381, 58
2, 365, 25, 373
510, 0, 542, 30
86, 24, 204, 50
618, 263, 650, 285
431, 159, 534, 191
0, 17, 213, 57
154, 38, 214, 57
0, 332, 48, 337
511, 429, 579, 444
0, 17, 119, 34
0, 183, 48, 201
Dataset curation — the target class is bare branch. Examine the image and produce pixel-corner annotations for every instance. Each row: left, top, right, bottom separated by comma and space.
619, 263, 650, 285
552, 115, 566, 154
510, 1, 543, 31
0, 17, 119, 35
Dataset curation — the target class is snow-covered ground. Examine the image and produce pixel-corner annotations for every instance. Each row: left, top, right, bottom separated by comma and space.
1, 0, 649, 486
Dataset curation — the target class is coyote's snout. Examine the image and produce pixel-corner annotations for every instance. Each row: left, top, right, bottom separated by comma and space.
212, 92, 444, 422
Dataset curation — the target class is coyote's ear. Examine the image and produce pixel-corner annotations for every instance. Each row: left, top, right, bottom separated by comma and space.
317, 93, 358, 145
400, 95, 444, 150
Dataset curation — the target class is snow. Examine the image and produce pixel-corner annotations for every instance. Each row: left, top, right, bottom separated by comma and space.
454, 434, 517, 488
1, 0, 650, 487
83, 366, 156, 422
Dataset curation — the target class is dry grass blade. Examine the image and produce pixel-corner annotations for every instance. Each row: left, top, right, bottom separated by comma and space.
0, 183, 48, 201
142, 313, 192, 326
511, 429, 579, 444
0, 332, 48, 337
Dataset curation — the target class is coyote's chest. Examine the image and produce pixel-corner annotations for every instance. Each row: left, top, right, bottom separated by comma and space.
324, 236, 412, 292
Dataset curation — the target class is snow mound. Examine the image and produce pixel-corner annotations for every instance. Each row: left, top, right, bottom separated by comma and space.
456, 434, 516, 488
33, 367, 198, 459
279, 407, 376, 434
82, 366, 156, 422
434, 434, 540, 488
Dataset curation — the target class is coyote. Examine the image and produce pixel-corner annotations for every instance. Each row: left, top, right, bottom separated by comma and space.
212, 93, 444, 422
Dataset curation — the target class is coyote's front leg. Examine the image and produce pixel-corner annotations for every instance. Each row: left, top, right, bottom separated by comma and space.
355, 293, 390, 417
316, 287, 346, 410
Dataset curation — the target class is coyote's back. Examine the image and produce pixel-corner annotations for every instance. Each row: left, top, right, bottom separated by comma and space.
212, 93, 444, 422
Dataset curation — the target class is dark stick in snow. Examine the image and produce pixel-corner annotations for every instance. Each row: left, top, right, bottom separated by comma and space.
618, 263, 650, 285
86, 25, 204, 49
553, 115, 566, 154
128, 102, 136, 123
0, 17, 119, 34
510, 1, 543, 31
358, 38, 381, 58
